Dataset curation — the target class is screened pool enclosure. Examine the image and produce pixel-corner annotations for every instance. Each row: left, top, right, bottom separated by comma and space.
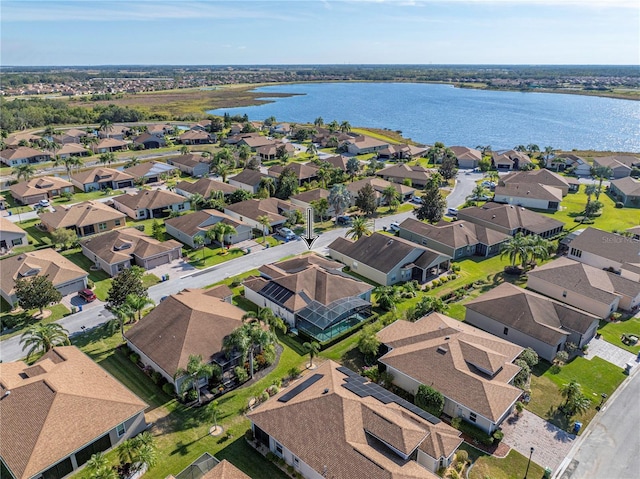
296, 296, 372, 342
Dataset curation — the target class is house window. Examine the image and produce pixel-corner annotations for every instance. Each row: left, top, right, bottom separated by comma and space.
274, 442, 283, 458
469, 412, 477, 423
570, 247, 582, 258
98, 222, 107, 231
115, 219, 121, 226
11, 238, 23, 246
178, 204, 185, 210
503, 327, 509, 336
390, 274, 396, 282
421, 239, 428, 246
293, 456, 300, 469
116, 422, 126, 437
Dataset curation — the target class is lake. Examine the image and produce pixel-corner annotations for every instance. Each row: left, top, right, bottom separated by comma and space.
209, 82, 640, 152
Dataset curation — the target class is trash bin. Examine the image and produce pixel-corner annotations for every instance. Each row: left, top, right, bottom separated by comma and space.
544, 467, 552, 479
71, 306, 77, 314
265, 243, 269, 249
573, 421, 582, 434
165, 274, 169, 280
246, 248, 251, 254
78, 305, 83, 312
8, 211, 11, 216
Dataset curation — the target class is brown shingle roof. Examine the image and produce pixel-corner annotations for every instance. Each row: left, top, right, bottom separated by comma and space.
457, 202, 564, 235
0, 346, 147, 479
611, 177, 640, 196
400, 218, 509, 249
376, 164, 432, 182
268, 162, 318, 181
0, 248, 87, 299
80, 228, 182, 265
570, 227, 640, 265
176, 178, 238, 197
291, 188, 330, 204
123, 161, 177, 179
248, 361, 461, 479
71, 167, 134, 186
494, 183, 563, 202
322, 155, 349, 171
347, 177, 415, 198
40, 200, 126, 230
329, 232, 449, 274
112, 189, 187, 211
201, 460, 250, 479
179, 130, 212, 141
0, 217, 27, 235
466, 283, 599, 345
450, 146, 482, 162
168, 153, 210, 169
501, 169, 572, 190
124, 289, 245, 377
95, 138, 128, 149
225, 198, 300, 224
164, 209, 247, 236
10, 176, 73, 199
229, 169, 267, 187
0, 146, 49, 161
378, 314, 523, 422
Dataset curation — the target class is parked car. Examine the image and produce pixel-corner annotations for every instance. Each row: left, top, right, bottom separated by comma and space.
78, 288, 97, 302
277, 227, 296, 241
410, 195, 422, 204
336, 215, 353, 226
388, 221, 400, 232
469, 195, 491, 201
447, 207, 459, 216
38, 199, 50, 207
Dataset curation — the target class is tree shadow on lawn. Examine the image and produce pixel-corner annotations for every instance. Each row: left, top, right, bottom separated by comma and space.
543, 415, 578, 442
216, 436, 288, 479
341, 347, 366, 372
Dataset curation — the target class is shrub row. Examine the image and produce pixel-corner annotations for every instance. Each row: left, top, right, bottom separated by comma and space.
450, 417, 495, 446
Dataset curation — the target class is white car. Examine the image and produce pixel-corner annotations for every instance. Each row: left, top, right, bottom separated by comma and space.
38, 199, 50, 207
447, 207, 459, 216
388, 221, 400, 232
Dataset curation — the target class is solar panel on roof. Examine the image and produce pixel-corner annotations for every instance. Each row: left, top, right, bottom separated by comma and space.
278, 374, 324, 403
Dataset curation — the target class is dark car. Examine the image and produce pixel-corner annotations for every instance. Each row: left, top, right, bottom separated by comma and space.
336, 215, 353, 226
78, 288, 97, 302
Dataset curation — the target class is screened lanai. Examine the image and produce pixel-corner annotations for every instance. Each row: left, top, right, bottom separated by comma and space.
296, 296, 372, 342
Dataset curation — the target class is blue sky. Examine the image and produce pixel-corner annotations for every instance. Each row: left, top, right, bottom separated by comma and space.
2, 0, 638, 66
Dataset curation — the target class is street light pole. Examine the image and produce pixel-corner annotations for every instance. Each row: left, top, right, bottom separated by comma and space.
524, 447, 535, 479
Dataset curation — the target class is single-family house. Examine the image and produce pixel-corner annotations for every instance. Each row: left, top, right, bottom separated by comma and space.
228, 169, 268, 194
257, 142, 295, 161
493, 182, 563, 211
146, 124, 174, 136
57, 143, 88, 159
465, 283, 600, 361
0, 218, 28, 252
80, 228, 182, 276
0, 249, 88, 306
377, 144, 428, 162
132, 132, 166, 149
268, 163, 319, 186
329, 233, 451, 285
320, 154, 349, 171
566, 227, 640, 281
312, 128, 353, 148
52, 128, 90, 145
224, 198, 300, 230
248, 361, 463, 479
456, 202, 564, 238
610, 177, 640, 207
111, 189, 190, 219
491, 150, 532, 171
270, 123, 292, 135
189, 119, 213, 132
237, 135, 277, 151
174, 178, 239, 200
71, 167, 134, 192
450, 146, 483, 169
0, 147, 51, 166
377, 313, 524, 434
123, 161, 178, 184
527, 257, 640, 318
92, 138, 128, 153
399, 218, 509, 259
346, 177, 416, 206
376, 163, 432, 187
165, 209, 252, 248
243, 254, 373, 341
223, 132, 261, 146
500, 169, 579, 196
179, 130, 215, 145
593, 155, 640, 179
98, 125, 130, 140
550, 154, 591, 176
124, 288, 245, 394
166, 154, 211, 178
0, 346, 147, 479
343, 135, 389, 155
40, 200, 127, 237
10, 176, 74, 205
5, 132, 42, 147
185, 459, 250, 479
289, 188, 334, 218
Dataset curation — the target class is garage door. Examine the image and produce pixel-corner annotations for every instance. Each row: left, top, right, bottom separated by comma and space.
57, 278, 86, 296
145, 254, 171, 269
230, 229, 252, 243
116, 180, 134, 188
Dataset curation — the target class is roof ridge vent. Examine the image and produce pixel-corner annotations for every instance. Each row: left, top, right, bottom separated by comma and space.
437, 346, 448, 354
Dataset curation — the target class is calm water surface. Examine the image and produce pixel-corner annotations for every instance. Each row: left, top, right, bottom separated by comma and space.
209, 83, 640, 152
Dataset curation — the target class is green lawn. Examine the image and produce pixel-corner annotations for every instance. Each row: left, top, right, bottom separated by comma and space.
540, 186, 636, 232
71, 322, 300, 479
51, 188, 126, 206
16, 218, 53, 248
597, 316, 640, 354
0, 194, 34, 215
60, 249, 112, 299
0, 303, 70, 340
186, 246, 246, 269
461, 443, 546, 479
527, 357, 625, 433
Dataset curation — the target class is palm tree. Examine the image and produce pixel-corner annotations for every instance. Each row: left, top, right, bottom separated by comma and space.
20, 323, 70, 360
467, 184, 489, 202
317, 167, 332, 189
590, 165, 613, 200
358, 325, 381, 365
346, 216, 371, 240
486, 170, 500, 183
174, 354, 218, 404
105, 303, 134, 339
242, 306, 286, 333
125, 156, 140, 168
98, 152, 116, 165
13, 163, 36, 182
339, 121, 351, 133
190, 192, 206, 211
327, 120, 340, 132
206, 400, 221, 432
583, 184, 598, 214
303, 341, 321, 368
307, 143, 318, 157
258, 177, 276, 198
381, 185, 400, 210
373, 286, 400, 312
257, 215, 271, 243
207, 222, 237, 250
180, 145, 190, 155
193, 234, 206, 262
561, 380, 582, 408
53, 155, 78, 180
526, 235, 552, 267
99, 119, 113, 138
328, 184, 352, 218
238, 144, 252, 163
215, 162, 231, 182
125, 293, 155, 322
117, 439, 138, 468
85, 453, 117, 479
500, 232, 529, 270
224, 322, 275, 380
314, 117, 324, 127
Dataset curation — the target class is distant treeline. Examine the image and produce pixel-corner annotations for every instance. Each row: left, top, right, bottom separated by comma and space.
0, 97, 147, 132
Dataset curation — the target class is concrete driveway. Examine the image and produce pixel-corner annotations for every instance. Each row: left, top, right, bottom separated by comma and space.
501, 410, 576, 472
446, 169, 485, 209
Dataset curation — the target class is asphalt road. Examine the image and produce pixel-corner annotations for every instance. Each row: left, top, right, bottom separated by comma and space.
555, 367, 640, 479
446, 170, 485, 209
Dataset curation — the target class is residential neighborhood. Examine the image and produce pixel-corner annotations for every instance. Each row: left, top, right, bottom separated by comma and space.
0, 114, 639, 479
